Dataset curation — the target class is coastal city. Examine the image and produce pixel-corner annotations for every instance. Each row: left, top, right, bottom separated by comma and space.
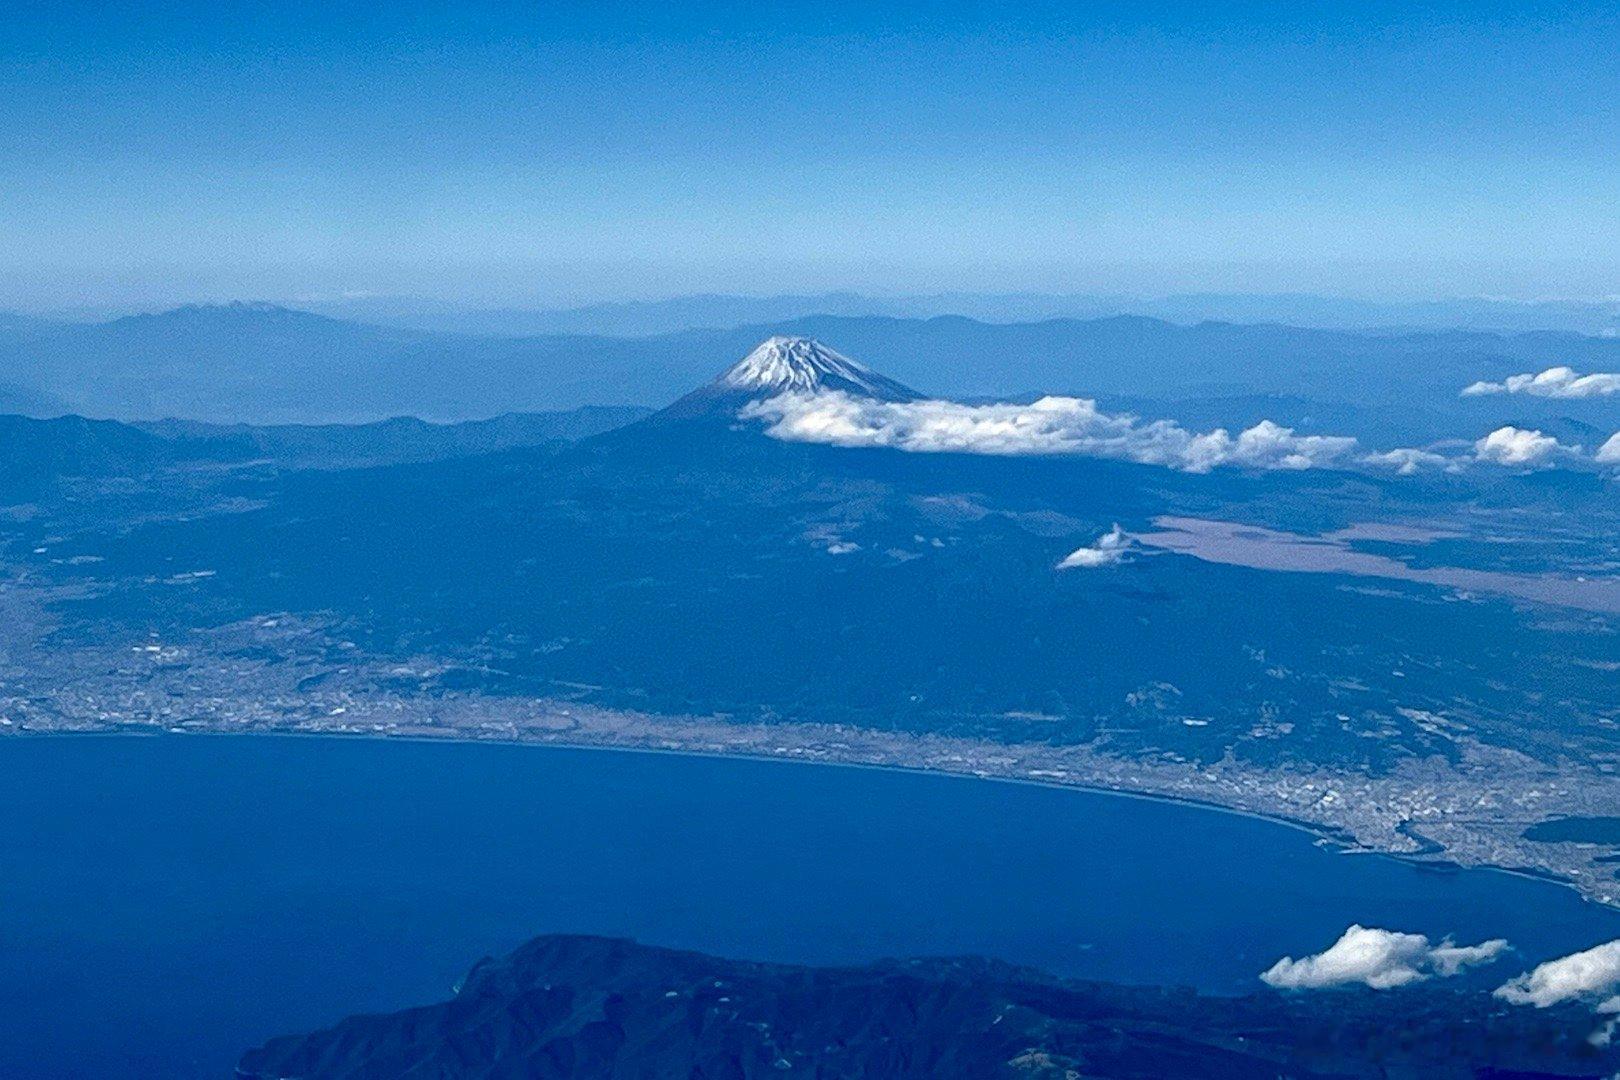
7, 593, 1620, 909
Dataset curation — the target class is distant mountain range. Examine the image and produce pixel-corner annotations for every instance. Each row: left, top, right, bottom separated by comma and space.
301, 290, 1620, 338
237, 934, 1613, 1079
6, 302, 421, 423
5, 301, 1620, 444
0, 310, 58, 343
0, 381, 68, 417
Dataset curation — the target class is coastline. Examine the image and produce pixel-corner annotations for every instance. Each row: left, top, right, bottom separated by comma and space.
0, 722, 1365, 847
6, 720, 1605, 910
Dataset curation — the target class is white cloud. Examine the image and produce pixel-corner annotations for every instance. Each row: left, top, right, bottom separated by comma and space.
1496, 939, 1620, 1008
1057, 524, 1130, 569
1429, 939, 1515, 976
741, 390, 1618, 476
740, 392, 1359, 473
1261, 924, 1509, 991
1497, 940, 1620, 1048
1473, 426, 1569, 466
1463, 366, 1620, 399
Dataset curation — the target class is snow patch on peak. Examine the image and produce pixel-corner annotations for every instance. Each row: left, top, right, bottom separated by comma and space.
721, 337, 910, 398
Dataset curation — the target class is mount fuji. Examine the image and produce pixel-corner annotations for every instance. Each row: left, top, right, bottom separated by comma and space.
719, 336, 920, 400
655, 336, 920, 421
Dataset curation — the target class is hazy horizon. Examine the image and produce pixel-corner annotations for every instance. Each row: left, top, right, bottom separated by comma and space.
12, 285, 1620, 329
7, 2, 1620, 311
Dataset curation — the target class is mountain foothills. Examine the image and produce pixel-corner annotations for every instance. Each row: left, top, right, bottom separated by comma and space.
0, 406, 646, 491
237, 934, 1616, 1080
5, 331, 1620, 904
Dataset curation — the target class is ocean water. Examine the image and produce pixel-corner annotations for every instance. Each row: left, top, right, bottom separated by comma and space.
2, 735, 1617, 1078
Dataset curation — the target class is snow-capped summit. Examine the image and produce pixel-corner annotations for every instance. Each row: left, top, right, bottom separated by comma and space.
648, 335, 920, 424
650, 336, 919, 423
718, 337, 919, 401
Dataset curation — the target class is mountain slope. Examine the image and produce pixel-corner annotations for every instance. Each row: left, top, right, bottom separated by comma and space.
0, 406, 649, 499
134, 405, 649, 468
655, 335, 920, 421
237, 934, 1614, 1080
10, 303, 422, 422
719, 335, 921, 399
0, 414, 166, 492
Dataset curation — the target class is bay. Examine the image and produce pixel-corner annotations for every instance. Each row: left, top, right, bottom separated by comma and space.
2, 735, 1615, 1078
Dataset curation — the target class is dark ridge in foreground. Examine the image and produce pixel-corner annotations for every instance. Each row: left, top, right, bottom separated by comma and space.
238, 935, 1613, 1079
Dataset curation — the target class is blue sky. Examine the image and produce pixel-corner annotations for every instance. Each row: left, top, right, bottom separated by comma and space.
3, 1, 1618, 309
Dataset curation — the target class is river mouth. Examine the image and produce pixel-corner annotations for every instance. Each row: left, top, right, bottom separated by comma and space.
4, 734, 1620, 1079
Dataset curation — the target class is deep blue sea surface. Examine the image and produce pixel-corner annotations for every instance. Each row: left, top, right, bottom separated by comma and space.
3, 735, 1619, 1078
